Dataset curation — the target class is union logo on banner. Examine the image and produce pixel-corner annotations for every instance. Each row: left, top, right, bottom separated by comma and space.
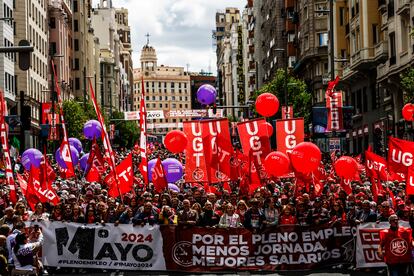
276, 118, 304, 154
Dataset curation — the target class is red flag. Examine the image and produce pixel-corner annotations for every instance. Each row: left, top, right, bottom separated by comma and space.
151, 157, 167, 194
183, 121, 209, 183
340, 178, 352, 194
88, 79, 120, 192
237, 119, 271, 181
325, 76, 340, 98
276, 118, 304, 154
201, 119, 233, 183
229, 150, 241, 181
85, 140, 104, 183
139, 77, 149, 185
0, 90, 17, 203
406, 167, 414, 196
29, 166, 60, 207
388, 136, 414, 175
107, 154, 134, 198
312, 164, 326, 196
51, 60, 75, 178
366, 150, 392, 181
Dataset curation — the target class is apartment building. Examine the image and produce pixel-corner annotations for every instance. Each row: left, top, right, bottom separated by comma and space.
133, 44, 192, 135
14, 0, 49, 148
0, 0, 15, 111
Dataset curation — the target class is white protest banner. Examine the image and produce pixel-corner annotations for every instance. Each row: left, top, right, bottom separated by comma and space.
355, 221, 410, 268
41, 221, 166, 270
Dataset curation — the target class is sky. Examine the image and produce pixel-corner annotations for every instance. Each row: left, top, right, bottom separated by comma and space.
92, 0, 246, 75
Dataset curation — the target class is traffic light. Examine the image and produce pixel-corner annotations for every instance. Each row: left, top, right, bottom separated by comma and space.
18, 40, 31, 71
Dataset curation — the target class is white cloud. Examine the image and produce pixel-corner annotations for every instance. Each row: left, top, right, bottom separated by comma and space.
92, 0, 245, 74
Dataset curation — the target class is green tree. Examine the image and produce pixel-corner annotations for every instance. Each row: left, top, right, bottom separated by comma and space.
62, 100, 93, 139
401, 68, 414, 103
253, 69, 312, 127
110, 111, 140, 148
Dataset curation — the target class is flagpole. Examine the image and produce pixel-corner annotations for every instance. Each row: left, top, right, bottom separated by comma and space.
139, 77, 149, 186
87, 79, 123, 201
51, 60, 77, 185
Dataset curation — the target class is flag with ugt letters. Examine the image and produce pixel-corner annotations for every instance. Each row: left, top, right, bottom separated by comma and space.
107, 153, 134, 198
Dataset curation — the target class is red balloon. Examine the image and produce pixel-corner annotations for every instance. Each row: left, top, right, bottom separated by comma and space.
334, 156, 358, 179
289, 142, 321, 174
256, 93, 280, 117
402, 103, 414, 121
265, 151, 290, 177
266, 122, 273, 136
164, 130, 188, 153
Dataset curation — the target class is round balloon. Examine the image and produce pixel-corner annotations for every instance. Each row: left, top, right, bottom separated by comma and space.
21, 148, 42, 170
264, 151, 290, 177
69, 138, 83, 154
162, 158, 183, 183
164, 130, 188, 153
79, 153, 90, 171
197, 84, 216, 105
266, 122, 273, 136
147, 159, 158, 181
402, 103, 414, 121
55, 145, 80, 168
83, 120, 102, 140
334, 156, 358, 179
289, 142, 321, 174
255, 93, 280, 117
168, 183, 180, 192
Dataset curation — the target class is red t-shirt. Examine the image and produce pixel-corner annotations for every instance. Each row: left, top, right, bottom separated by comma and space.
379, 227, 412, 264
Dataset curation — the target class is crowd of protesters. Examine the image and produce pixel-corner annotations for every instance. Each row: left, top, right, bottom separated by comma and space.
0, 145, 413, 275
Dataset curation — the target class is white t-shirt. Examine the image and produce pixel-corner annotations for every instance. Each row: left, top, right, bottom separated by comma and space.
12, 233, 43, 271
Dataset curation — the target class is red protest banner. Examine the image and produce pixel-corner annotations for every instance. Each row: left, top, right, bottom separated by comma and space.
326, 91, 343, 131
388, 136, 414, 175
161, 224, 354, 271
237, 119, 271, 181
281, 105, 293, 119
183, 121, 209, 183
276, 118, 304, 154
201, 119, 233, 183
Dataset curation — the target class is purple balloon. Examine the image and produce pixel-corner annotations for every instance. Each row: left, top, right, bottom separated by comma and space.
168, 183, 180, 192
197, 84, 217, 105
162, 158, 183, 183
21, 148, 42, 170
69, 138, 83, 154
148, 158, 183, 183
55, 145, 79, 168
79, 153, 90, 171
83, 120, 102, 140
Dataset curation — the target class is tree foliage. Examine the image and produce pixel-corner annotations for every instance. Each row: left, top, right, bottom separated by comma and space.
401, 68, 414, 103
253, 69, 312, 127
62, 100, 139, 149
111, 110, 140, 148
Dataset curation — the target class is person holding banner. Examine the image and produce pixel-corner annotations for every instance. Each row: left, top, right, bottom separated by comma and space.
378, 214, 413, 276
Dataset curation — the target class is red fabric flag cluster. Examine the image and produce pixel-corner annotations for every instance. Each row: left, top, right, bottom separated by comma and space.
51, 60, 75, 178
107, 154, 134, 198
151, 157, 167, 194
85, 140, 105, 183
0, 90, 17, 203
139, 77, 149, 186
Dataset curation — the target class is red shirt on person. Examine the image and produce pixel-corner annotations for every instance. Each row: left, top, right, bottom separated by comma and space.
379, 227, 412, 265
279, 215, 297, 225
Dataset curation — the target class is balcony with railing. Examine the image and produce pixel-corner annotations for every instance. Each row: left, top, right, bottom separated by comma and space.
348, 47, 376, 71
396, 0, 410, 14
374, 40, 389, 64
378, 0, 387, 13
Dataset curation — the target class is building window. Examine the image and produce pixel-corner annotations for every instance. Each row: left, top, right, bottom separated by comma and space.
73, 0, 78, 12
372, 24, 378, 45
74, 58, 79, 70
74, 20, 79, 32
317, 32, 328, 47
49, 17, 56, 28
339, 7, 345, 26
75, 78, 80, 90
389, 32, 396, 65
74, 39, 79, 51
